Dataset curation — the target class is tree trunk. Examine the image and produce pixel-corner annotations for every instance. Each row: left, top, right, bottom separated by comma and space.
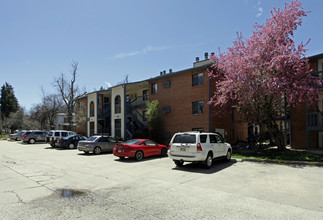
268, 119, 286, 151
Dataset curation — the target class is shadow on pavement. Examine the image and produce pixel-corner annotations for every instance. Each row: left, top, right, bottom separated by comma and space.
113, 155, 169, 163
171, 159, 237, 174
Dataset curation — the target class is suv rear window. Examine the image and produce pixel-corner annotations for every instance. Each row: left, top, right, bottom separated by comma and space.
173, 134, 196, 143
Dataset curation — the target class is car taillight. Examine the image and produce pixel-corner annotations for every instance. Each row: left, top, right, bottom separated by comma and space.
24, 134, 28, 138
197, 143, 202, 151
60, 140, 64, 143
168, 145, 171, 149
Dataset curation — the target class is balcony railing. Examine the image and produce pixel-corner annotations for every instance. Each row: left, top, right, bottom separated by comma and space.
307, 112, 323, 131
128, 96, 148, 108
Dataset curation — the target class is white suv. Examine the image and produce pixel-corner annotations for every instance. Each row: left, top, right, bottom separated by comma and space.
168, 131, 232, 168
47, 130, 76, 147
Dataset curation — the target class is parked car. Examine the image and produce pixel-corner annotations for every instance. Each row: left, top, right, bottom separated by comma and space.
113, 139, 168, 161
47, 130, 76, 147
21, 131, 48, 144
8, 131, 26, 141
168, 131, 232, 168
56, 135, 88, 149
77, 135, 119, 154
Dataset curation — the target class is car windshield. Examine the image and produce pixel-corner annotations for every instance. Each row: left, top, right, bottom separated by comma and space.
85, 136, 99, 142
125, 139, 141, 145
173, 134, 196, 143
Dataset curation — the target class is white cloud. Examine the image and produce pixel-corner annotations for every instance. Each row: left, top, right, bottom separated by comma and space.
114, 45, 168, 59
255, 1, 263, 17
105, 82, 112, 88
256, 7, 263, 17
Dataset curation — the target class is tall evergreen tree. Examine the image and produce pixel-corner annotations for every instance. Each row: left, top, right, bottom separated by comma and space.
0, 82, 19, 122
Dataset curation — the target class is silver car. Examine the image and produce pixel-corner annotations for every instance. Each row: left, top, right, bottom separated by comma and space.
77, 135, 119, 155
8, 131, 25, 141
21, 131, 48, 144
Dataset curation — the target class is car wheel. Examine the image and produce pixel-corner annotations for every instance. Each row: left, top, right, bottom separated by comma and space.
161, 148, 167, 157
29, 139, 36, 144
84, 151, 90, 154
68, 143, 75, 149
93, 147, 102, 155
174, 160, 184, 166
203, 153, 213, 169
226, 149, 232, 161
135, 151, 144, 161
119, 156, 125, 160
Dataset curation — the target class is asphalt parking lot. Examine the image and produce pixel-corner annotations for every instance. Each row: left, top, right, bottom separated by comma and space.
1, 141, 323, 219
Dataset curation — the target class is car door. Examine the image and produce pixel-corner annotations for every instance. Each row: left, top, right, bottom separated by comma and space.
34, 132, 42, 142
143, 140, 159, 156
97, 137, 108, 151
41, 132, 47, 141
107, 137, 117, 151
71, 136, 77, 145
209, 134, 223, 157
215, 134, 226, 156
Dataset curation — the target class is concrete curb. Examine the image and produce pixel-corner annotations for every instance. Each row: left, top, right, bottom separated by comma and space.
232, 158, 323, 167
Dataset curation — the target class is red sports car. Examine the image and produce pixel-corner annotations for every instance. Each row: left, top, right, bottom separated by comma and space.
113, 139, 168, 161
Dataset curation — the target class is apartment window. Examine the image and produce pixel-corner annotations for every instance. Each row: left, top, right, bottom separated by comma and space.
98, 97, 101, 105
115, 95, 121, 114
163, 132, 171, 139
192, 101, 203, 114
163, 80, 171, 88
90, 101, 95, 117
192, 73, 203, 86
162, 106, 171, 113
78, 102, 82, 109
151, 83, 158, 94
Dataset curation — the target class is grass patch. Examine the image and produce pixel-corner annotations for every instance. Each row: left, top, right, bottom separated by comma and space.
232, 149, 323, 163
0, 133, 9, 140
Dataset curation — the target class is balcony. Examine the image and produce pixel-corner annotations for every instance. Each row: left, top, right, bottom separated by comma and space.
307, 112, 323, 131
98, 104, 111, 119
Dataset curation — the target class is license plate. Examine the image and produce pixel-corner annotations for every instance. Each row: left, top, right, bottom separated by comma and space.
118, 150, 122, 153
180, 147, 186, 151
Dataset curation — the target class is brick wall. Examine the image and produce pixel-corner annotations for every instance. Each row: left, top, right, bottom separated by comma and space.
149, 65, 248, 144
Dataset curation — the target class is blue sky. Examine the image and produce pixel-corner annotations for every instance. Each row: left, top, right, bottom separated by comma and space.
1, 0, 322, 111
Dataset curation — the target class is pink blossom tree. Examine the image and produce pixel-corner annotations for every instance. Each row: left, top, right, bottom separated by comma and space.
209, 1, 319, 150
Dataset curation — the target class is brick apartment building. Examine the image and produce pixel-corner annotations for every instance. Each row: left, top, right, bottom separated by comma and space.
148, 53, 248, 144
291, 52, 323, 149
76, 52, 323, 149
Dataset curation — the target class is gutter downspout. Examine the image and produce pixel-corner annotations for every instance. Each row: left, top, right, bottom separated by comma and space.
208, 72, 210, 132
96, 91, 99, 135
123, 84, 127, 140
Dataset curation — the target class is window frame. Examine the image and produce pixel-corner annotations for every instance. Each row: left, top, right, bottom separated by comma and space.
192, 101, 204, 114
115, 95, 121, 114
192, 73, 203, 86
151, 83, 158, 94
